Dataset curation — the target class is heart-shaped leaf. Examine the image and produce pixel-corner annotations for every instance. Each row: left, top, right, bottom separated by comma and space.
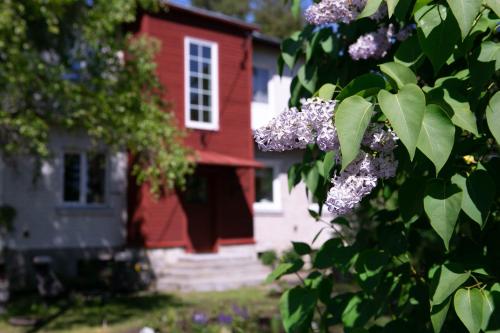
280, 286, 317, 333
335, 96, 373, 170
358, 0, 384, 19
432, 264, 470, 305
417, 104, 455, 174
337, 73, 386, 101
446, 0, 482, 39
454, 288, 493, 333
378, 84, 425, 159
431, 296, 452, 333
379, 62, 418, 89
423, 179, 463, 250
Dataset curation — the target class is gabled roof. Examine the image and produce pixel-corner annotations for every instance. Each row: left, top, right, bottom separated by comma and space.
252, 31, 281, 48
161, 1, 259, 32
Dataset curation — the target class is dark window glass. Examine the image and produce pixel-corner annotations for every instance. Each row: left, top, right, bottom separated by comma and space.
202, 110, 211, 122
202, 62, 210, 75
190, 92, 199, 105
255, 167, 274, 203
202, 94, 210, 107
86, 153, 106, 204
252, 67, 269, 103
190, 60, 198, 72
202, 46, 211, 59
190, 76, 199, 89
202, 78, 210, 90
190, 108, 199, 121
64, 153, 81, 202
190, 43, 198, 56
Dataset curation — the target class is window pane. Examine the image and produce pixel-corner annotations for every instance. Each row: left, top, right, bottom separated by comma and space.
252, 67, 269, 103
64, 153, 81, 202
190, 76, 199, 89
190, 92, 199, 106
202, 62, 210, 75
190, 60, 198, 72
202, 110, 211, 122
255, 167, 274, 203
190, 108, 199, 121
202, 94, 210, 107
202, 46, 211, 59
86, 153, 106, 204
189, 43, 198, 57
202, 78, 210, 90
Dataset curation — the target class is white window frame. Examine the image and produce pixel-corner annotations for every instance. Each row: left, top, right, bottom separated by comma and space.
61, 151, 107, 207
184, 37, 219, 131
253, 160, 282, 214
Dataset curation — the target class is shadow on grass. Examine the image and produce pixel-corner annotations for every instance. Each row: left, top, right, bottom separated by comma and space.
5, 292, 185, 332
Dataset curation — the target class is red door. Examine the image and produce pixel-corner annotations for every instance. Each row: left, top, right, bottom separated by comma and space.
181, 168, 217, 253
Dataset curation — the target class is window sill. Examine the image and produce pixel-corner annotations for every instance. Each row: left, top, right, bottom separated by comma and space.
186, 121, 219, 131
253, 203, 283, 215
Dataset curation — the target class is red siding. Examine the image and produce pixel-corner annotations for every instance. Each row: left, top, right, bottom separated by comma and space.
128, 9, 256, 250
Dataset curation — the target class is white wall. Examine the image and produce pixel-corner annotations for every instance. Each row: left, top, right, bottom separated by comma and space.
252, 43, 333, 253
251, 43, 293, 130
0, 130, 128, 250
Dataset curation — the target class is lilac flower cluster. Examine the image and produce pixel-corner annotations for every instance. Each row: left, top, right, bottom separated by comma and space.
326, 125, 398, 214
254, 98, 338, 152
254, 99, 398, 215
348, 24, 414, 61
304, 0, 386, 25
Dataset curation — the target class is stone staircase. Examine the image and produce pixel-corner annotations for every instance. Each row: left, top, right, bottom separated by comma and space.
155, 253, 271, 292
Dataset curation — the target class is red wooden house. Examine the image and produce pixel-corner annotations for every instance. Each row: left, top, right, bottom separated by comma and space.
128, 4, 262, 255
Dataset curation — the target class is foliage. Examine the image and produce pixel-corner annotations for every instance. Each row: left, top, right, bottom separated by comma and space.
263, 0, 500, 332
191, 0, 303, 38
260, 250, 279, 267
0, 288, 282, 333
0, 0, 193, 193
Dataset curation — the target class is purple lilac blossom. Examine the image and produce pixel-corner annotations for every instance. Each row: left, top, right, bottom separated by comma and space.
305, 0, 386, 25
217, 313, 233, 325
253, 98, 337, 152
232, 304, 249, 320
254, 98, 398, 216
192, 312, 209, 325
348, 24, 414, 61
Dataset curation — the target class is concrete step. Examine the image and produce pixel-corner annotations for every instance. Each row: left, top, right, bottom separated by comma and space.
156, 271, 269, 292
159, 265, 269, 278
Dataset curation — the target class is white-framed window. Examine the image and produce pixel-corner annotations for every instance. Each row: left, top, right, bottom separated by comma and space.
252, 66, 270, 103
184, 37, 219, 131
253, 161, 282, 213
62, 152, 106, 205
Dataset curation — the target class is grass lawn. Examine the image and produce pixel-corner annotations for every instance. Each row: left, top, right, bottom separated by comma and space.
0, 287, 283, 333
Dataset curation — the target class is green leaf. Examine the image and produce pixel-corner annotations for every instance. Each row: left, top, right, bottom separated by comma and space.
323, 151, 336, 178
267, 260, 304, 282
395, 34, 424, 68
446, 0, 482, 39
335, 96, 373, 170
486, 91, 500, 143
281, 37, 301, 69
415, 5, 460, 73
431, 296, 452, 333
378, 84, 426, 159
336, 73, 386, 101
303, 164, 320, 195
379, 62, 417, 89
288, 164, 302, 193
454, 288, 488, 333
416, 104, 455, 174
298, 64, 318, 94
290, 0, 301, 18
478, 41, 500, 71
452, 171, 495, 229
358, 0, 384, 19
386, 0, 399, 17
412, 0, 433, 14
342, 295, 375, 328
486, 0, 500, 17
423, 179, 463, 250
292, 242, 312, 255
481, 290, 495, 331
313, 238, 342, 269
432, 264, 471, 304
280, 286, 316, 333
318, 83, 336, 100
355, 250, 389, 291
